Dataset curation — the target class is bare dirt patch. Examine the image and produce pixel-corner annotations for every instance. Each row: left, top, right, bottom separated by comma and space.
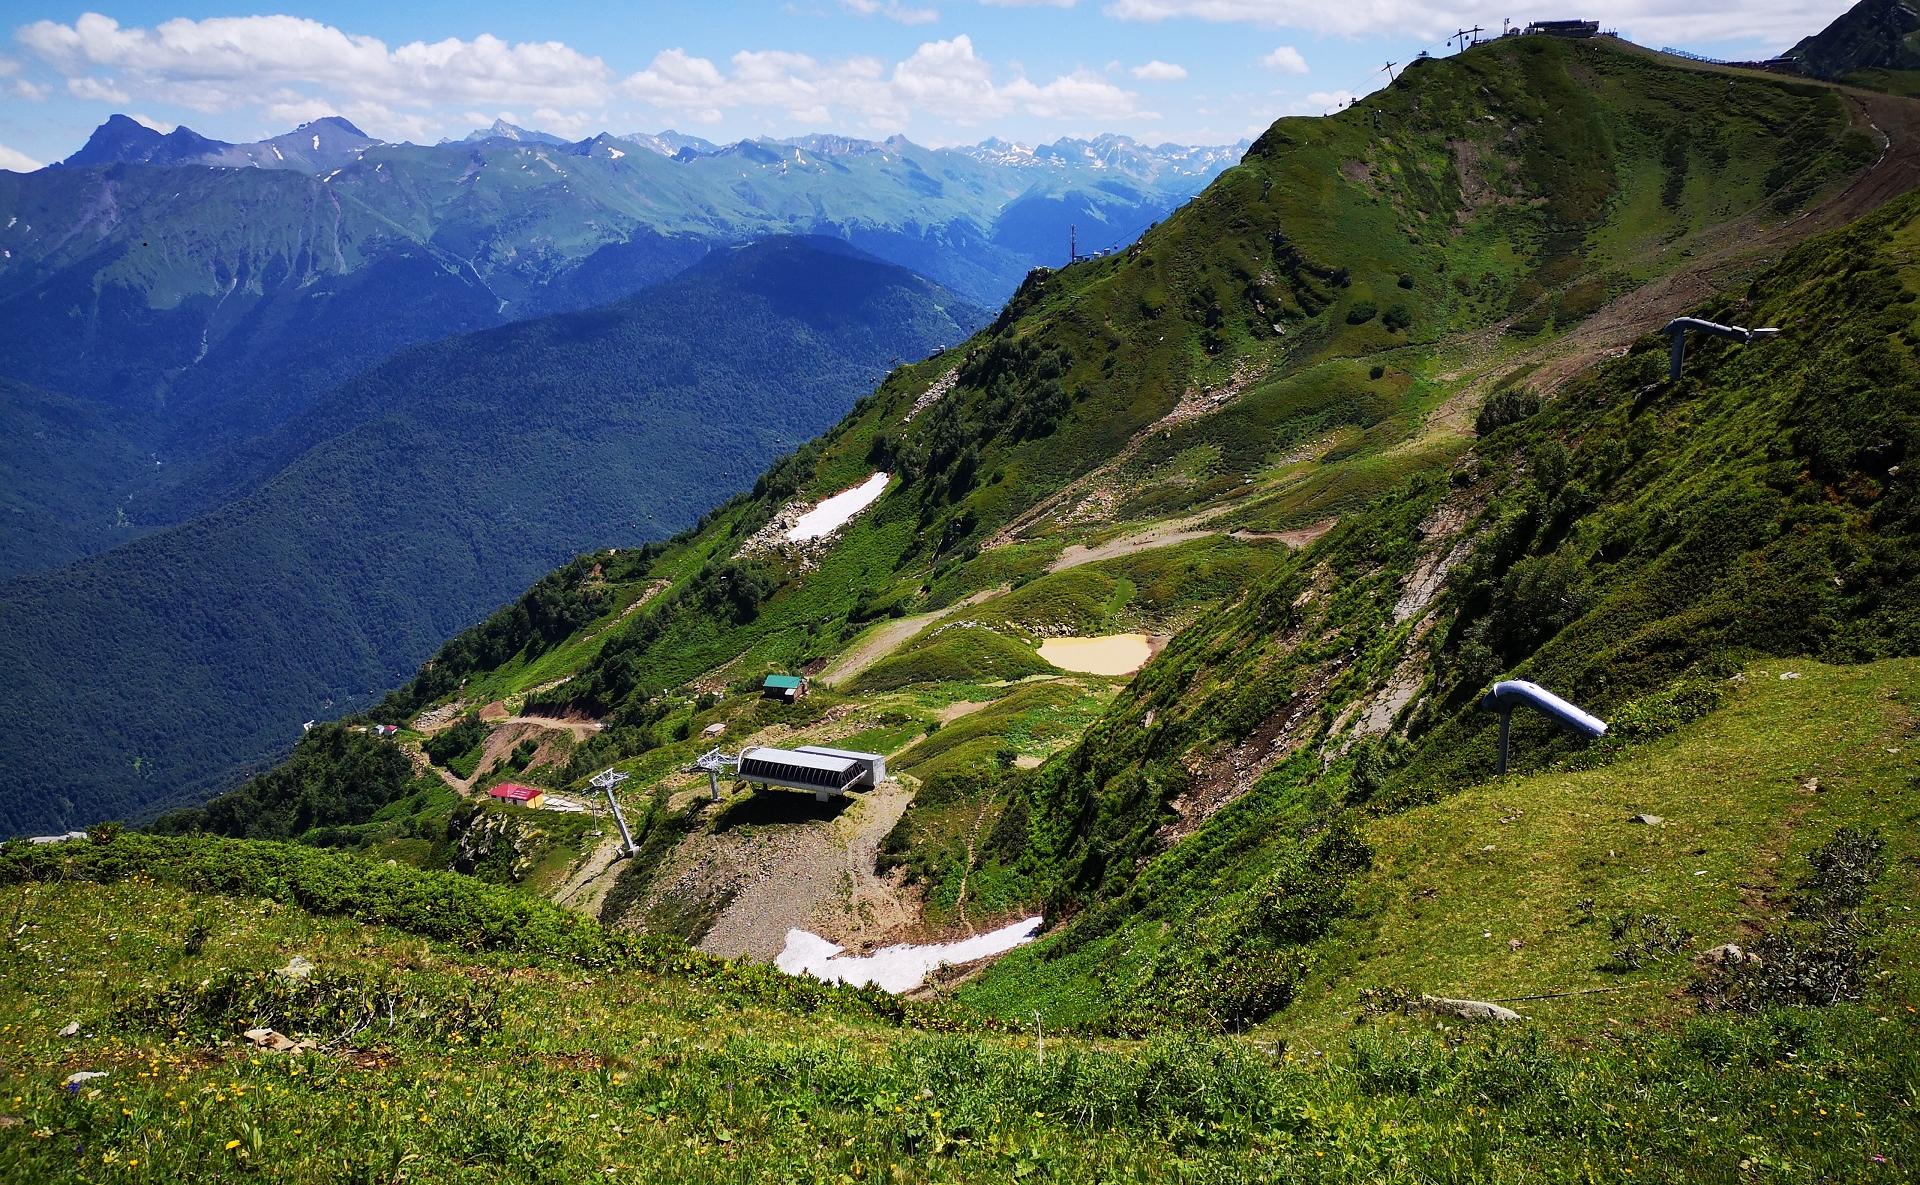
692, 780, 920, 962
937, 699, 992, 724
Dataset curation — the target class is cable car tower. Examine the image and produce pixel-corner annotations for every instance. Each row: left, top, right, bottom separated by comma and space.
589, 768, 638, 855
693, 746, 740, 802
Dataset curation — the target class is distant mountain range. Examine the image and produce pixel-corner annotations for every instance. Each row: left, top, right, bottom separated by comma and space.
0, 114, 1242, 586
58, 113, 383, 172
60, 112, 1245, 189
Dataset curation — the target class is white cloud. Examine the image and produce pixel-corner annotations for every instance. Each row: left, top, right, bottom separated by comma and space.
842, 0, 942, 23
127, 112, 174, 133
0, 141, 43, 171
18, 14, 611, 114
1130, 59, 1187, 80
67, 75, 129, 102
980, 0, 1078, 6
14, 13, 1161, 142
1259, 45, 1307, 73
531, 107, 604, 136
10, 79, 49, 101
890, 35, 1009, 120
1006, 68, 1155, 119
615, 33, 1145, 131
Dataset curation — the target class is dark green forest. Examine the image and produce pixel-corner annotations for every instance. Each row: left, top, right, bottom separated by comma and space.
0, 238, 982, 837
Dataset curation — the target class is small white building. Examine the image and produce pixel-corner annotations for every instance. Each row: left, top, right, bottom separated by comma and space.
736, 745, 887, 802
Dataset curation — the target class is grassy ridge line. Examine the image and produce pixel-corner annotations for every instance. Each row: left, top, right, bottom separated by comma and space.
0, 832, 952, 1028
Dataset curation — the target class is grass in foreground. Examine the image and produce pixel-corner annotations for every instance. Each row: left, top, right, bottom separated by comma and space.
0, 863, 1917, 1182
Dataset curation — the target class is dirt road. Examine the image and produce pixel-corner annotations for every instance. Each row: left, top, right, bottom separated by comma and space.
817, 587, 1007, 687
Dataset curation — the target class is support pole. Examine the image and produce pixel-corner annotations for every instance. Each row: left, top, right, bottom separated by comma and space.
607, 793, 636, 855
590, 769, 636, 856
1668, 326, 1687, 382
707, 768, 721, 802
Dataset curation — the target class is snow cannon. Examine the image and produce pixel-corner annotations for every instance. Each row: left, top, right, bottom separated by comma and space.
1662, 317, 1781, 382
1479, 679, 1606, 775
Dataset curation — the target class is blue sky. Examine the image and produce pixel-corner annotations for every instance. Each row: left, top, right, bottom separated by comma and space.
0, 1, 1856, 170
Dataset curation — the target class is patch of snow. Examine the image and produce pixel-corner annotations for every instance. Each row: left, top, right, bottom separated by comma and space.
312, 134, 320, 150
6, 216, 14, 228
322, 169, 341, 182
271, 144, 283, 161
776, 917, 1043, 993
786, 472, 889, 541
608, 147, 625, 160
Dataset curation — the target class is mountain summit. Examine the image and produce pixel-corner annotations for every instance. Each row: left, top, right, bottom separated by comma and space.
57, 113, 380, 172
1789, 0, 1920, 90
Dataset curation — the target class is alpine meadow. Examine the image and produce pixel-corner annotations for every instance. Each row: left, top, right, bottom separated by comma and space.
3, 6, 1920, 1183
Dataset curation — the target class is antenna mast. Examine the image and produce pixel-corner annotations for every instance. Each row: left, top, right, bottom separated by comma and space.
1381, 59, 1398, 82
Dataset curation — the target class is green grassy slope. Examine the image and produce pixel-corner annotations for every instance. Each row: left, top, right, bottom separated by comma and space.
344, 36, 1864, 842
0, 836, 1915, 1181
1287, 657, 1920, 1043
952, 182, 1920, 1033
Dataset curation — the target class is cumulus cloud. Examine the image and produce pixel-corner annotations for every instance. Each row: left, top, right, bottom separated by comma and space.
1259, 45, 1307, 73
67, 75, 129, 101
1008, 68, 1154, 119
18, 13, 612, 117
0, 141, 43, 171
14, 13, 1155, 141
1130, 59, 1187, 79
621, 33, 1145, 131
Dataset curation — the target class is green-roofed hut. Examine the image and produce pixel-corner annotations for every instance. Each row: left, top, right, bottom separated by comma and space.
761, 674, 808, 702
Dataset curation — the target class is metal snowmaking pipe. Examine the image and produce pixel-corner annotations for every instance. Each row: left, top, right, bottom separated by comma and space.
1663, 317, 1781, 382
1480, 680, 1607, 775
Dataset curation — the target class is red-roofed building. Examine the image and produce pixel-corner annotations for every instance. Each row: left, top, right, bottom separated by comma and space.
488, 783, 546, 808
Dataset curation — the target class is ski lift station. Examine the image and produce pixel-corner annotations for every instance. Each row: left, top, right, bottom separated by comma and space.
713, 744, 888, 802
